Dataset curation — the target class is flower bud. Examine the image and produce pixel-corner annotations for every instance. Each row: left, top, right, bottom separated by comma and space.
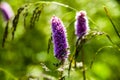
75, 11, 89, 38
0, 2, 14, 21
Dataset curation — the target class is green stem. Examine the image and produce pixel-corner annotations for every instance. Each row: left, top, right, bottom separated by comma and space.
0, 68, 18, 80
82, 49, 86, 80
59, 60, 65, 80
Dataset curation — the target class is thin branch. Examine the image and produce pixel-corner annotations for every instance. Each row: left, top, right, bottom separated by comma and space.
90, 46, 113, 69
34, 1, 78, 12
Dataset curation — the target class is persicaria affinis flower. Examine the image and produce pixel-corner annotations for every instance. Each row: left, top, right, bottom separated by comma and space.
75, 10, 89, 38
51, 16, 69, 60
0, 2, 14, 21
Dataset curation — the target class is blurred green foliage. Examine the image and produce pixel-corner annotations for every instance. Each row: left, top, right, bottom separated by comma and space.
0, 0, 120, 80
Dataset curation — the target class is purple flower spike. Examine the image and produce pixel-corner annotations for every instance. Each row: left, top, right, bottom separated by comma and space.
75, 11, 89, 38
51, 16, 69, 60
0, 2, 14, 21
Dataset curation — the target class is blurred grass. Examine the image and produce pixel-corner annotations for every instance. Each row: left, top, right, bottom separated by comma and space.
0, 0, 120, 80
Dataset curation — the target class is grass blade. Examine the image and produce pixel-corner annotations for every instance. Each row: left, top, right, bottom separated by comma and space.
104, 6, 120, 38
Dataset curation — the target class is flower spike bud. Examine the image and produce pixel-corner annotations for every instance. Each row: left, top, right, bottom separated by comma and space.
75, 10, 89, 38
0, 2, 14, 21
51, 16, 69, 61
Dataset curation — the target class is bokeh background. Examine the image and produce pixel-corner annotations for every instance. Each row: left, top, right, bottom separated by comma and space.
0, 0, 120, 80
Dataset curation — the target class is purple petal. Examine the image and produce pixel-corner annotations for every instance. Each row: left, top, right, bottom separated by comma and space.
0, 2, 14, 21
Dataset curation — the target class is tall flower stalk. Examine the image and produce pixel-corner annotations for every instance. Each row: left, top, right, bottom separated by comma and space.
0, 2, 14, 47
69, 11, 89, 78
51, 16, 69, 61
74, 10, 89, 80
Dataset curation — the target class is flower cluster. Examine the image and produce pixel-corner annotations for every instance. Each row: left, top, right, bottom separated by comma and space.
51, 16, 69, 60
